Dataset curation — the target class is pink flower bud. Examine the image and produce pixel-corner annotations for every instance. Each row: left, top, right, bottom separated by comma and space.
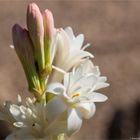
27, 3, 45, 73
43, 9, 55, 40
42, 9, 55, 76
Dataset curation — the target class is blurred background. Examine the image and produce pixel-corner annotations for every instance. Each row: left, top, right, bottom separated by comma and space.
0, 0, 140, 139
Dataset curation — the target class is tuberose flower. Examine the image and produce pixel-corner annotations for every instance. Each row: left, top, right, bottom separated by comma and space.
45, 59, 109, 136
8, 3, 110, 139
0, 96, 66, 140
50, 27, 94, 82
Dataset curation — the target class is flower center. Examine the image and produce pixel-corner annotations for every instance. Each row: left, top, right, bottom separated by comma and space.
72, 92, 80, 99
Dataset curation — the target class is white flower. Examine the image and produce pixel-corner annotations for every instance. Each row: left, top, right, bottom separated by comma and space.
50, 27, 93, 82
45, 59, 109, 136
0, 96, 66, 140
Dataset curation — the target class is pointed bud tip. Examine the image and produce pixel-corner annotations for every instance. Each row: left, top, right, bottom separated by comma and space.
12, 24, 22, 32
27, 2, 44, 36
28, 3, 39, 11
44, 9, 52, 15
44, 9, 54, 22
12, 24, 27, 39
12, 24, 28, 37
12, 24, 23, 46
43, 9, 55, 39
27, 3, 41, 21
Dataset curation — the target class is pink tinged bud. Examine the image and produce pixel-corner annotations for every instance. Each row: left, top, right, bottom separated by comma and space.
42, 9, 55, 76
27, 3, 45, 73
12, 24, 42, 97
43, 9, 55, 40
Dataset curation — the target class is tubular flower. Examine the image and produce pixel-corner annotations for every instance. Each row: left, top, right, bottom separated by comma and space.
50, 27, 93, 82
45, 59, 109, 136
12, 24, 42, 97
0, 96, 66, 140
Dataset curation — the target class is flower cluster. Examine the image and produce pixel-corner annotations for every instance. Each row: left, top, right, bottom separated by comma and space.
0, 3, 109, 140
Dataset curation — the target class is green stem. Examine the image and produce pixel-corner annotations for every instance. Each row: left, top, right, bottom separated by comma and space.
40, 77, 45, 92
35, 74, 46, 102
54, 134, 65, 140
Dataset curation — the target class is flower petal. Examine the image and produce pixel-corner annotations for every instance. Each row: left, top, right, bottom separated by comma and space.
51, 29, 93, 83
63, 73, 70, 89
95, 82, 110, 90
46, 108, 82, 136
66, 50, 93, 68
69, 74, 97, 95
64, 26, 74, 40
54, 29, 70, 68
72, 34, 84, 50
45, 111, 67, 136
64, 27, 84, 50
67, 108, 82, 136
46, 96, 66, 121
89, 92, 108, 102
76, 102, 96, 119
45, 82, 65, 95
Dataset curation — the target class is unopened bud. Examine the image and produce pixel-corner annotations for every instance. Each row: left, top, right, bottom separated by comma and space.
42, 9, 56, 76
12, 24, 42, 97
43, 9, 55, 40
27, 3, 45, 74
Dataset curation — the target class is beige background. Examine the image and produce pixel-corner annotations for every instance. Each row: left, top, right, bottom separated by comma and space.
0, 0, 140, 139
